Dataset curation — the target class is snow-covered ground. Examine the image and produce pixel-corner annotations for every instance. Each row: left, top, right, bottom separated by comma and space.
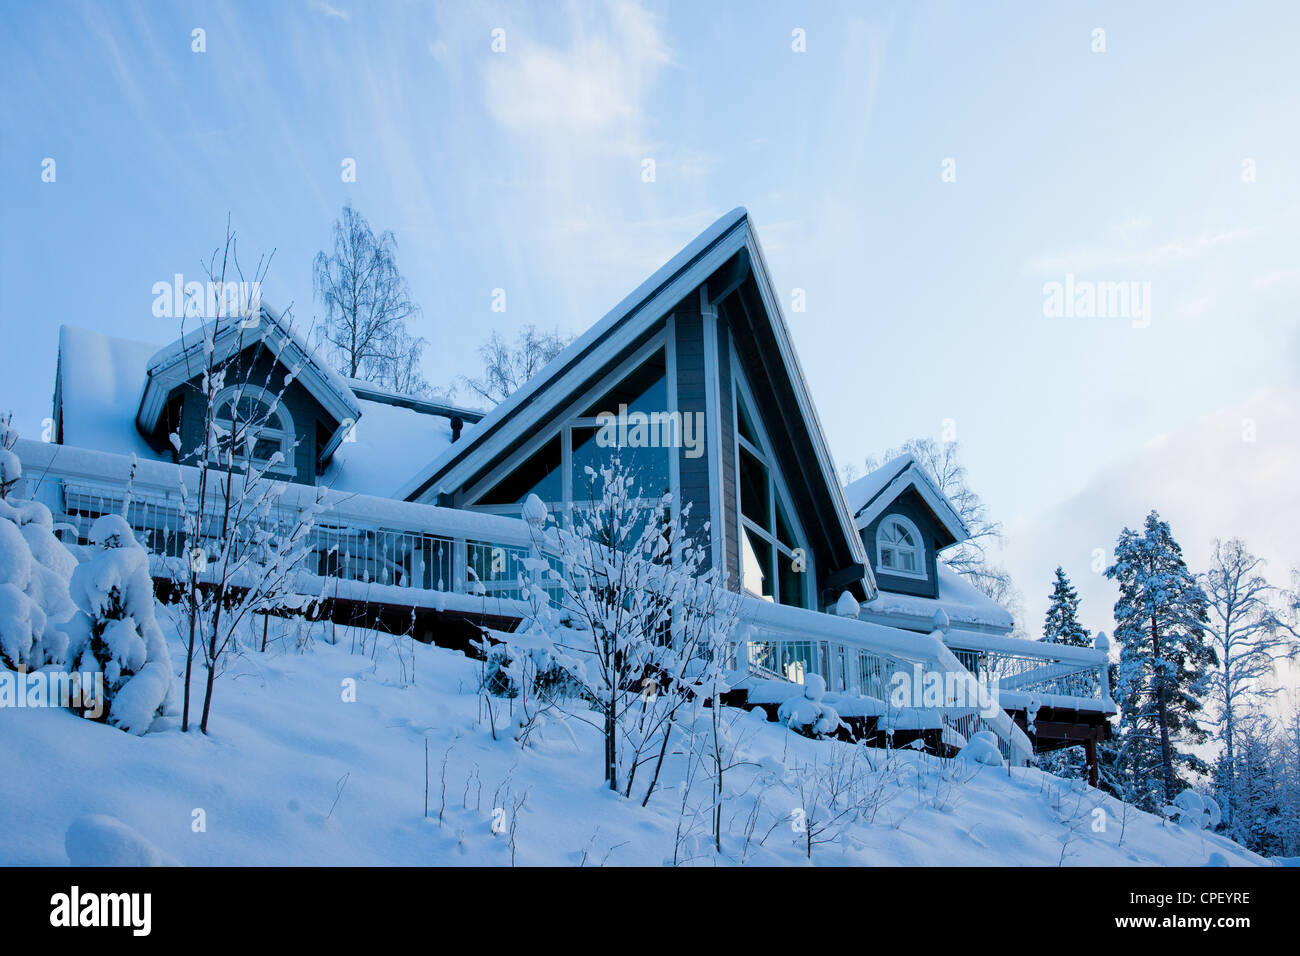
0, 609, 1266, 867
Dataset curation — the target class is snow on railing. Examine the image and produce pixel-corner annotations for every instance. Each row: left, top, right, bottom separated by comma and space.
939, 628, 1114, 713
12, 439, 552, 604
732, 597, 1034, 766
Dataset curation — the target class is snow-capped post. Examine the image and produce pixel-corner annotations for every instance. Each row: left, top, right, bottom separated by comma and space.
931, 607, 950, 636
833, 590, 859, 618
1093, 630, 1111, 703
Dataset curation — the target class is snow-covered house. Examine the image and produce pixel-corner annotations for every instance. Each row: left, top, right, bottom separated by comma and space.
16, 208, 1114, 771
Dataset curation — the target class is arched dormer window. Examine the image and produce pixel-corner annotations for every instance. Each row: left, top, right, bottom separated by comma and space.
876, 515, 925, 578
210, 385, 295, 474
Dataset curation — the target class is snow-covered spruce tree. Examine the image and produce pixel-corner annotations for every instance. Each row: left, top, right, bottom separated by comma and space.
64, 515, 174, 733
1042, 566, 1091, 647
1104, 511, 1215, 810
1202, 538, 1299, 832
167, 221, 329, 733
511, 459, 740, 802
0, 431, 77, 672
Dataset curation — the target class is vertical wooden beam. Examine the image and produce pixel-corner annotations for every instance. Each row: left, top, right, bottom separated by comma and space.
1085, 737, 1099, 788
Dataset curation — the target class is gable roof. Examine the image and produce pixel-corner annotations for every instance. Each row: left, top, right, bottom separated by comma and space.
844, 453, 970, 546
137, 303, 361, 459
397, 207, 873, 598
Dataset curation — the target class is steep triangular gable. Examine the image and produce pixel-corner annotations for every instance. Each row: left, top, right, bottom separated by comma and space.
136, 303, 361, 462
845, 454, 969, 548
399, 209, 873, 601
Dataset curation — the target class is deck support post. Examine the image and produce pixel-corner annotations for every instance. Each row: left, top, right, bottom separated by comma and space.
1084, 737, 1099, 788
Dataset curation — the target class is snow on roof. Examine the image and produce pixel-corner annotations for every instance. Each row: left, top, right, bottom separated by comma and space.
56, 324, 458, 494
57, 325, 160, 460
320, 397, 469, 498
842, 454, 913, 517
842, 453, 969, 544
862, 562, 1015, 632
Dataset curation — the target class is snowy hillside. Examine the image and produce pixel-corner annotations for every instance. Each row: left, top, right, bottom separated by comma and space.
0, 609, 1265, 867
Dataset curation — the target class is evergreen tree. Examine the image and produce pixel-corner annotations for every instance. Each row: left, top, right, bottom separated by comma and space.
1104, 510, 1216, 810
1043, 566, 1091, 647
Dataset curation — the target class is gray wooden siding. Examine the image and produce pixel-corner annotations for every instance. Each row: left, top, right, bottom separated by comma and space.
673, 296, 714, 570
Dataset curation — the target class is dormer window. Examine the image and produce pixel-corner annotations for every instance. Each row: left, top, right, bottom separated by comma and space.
210, 385, 295, 474
877, 515, 925, 578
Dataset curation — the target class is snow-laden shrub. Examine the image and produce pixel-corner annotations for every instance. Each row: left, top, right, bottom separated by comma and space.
1167, 790, 1222, 830
64, 515, 174, 734
956, 730, 1005, 767
778, 673, 844, 738
0, 494, 76, 671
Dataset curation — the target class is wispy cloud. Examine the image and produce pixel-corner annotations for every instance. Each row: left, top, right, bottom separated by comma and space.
482, 0, 672, 142
309, 0, 350, 21
1030, 225, 1266, 274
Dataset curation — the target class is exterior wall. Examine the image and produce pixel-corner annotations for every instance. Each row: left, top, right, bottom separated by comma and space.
672, 294, 715, 569
859, 487, 942, 599
168, 344, 338, 485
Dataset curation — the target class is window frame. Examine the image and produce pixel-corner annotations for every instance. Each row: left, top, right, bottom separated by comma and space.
729, 358, 813, 609
875, 513, 927, 580
208, 384, 296, 477
462, 331, 677, 525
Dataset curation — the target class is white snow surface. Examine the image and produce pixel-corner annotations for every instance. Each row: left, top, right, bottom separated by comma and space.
863, 562, 1015, 631
0, 608, 1267, 867
319, 397, 458, 498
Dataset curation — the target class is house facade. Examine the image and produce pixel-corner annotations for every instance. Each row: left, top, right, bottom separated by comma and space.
18, 208, 1114, 774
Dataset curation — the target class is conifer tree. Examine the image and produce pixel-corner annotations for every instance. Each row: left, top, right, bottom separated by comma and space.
1104, 510, 1215, 809
1043, 566, 1091, 647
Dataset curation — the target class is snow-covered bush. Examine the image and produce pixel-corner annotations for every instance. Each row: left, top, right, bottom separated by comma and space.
1167, 789, 1222, 830
777, 673, 844, 738
0, 438, 76, 670
956, 729, 1005, 767
64, 515, 174, 734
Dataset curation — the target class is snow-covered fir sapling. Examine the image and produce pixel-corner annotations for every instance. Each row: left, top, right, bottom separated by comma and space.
64, 515, 175, 733
0, 435, 77, 673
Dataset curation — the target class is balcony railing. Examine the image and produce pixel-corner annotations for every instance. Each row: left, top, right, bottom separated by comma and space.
940, 629, 1114, 713
13, 439, 553, 612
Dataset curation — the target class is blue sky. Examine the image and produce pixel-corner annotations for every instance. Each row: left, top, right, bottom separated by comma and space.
3, 0, 1298, 636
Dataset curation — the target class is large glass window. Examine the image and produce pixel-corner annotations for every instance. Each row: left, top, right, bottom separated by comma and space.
467, 345, 672, 518
734, 386, 809, 608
